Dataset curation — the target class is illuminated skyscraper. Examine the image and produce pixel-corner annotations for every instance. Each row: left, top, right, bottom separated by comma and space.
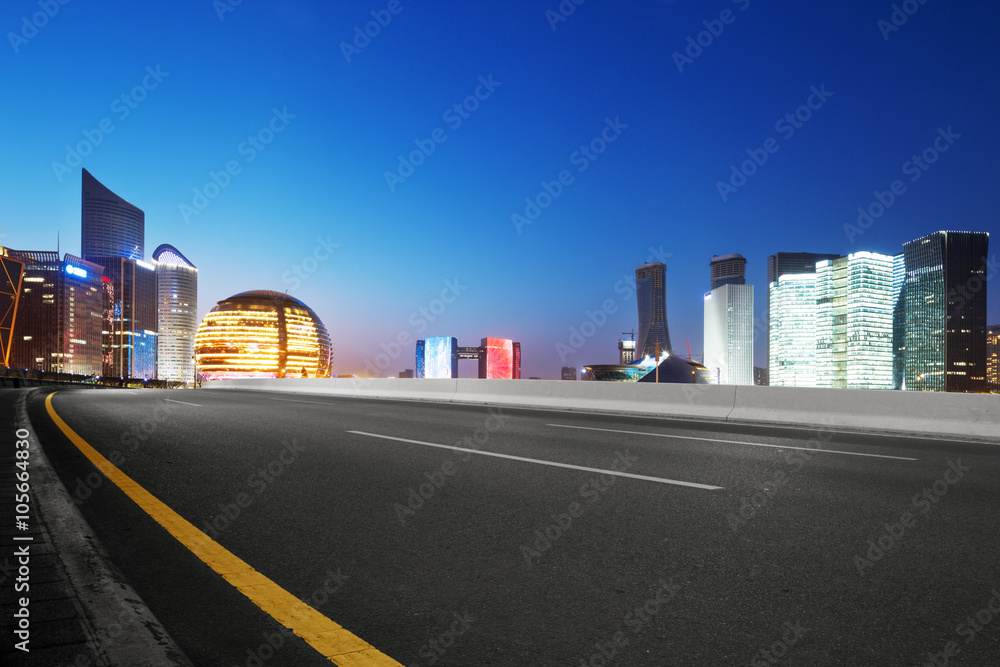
81, 169, 144, 260
814, 253, 894, 389
81, 169, 157, 379
891, 253, 906, 390
769, 274, 817, 387
6, 249, 104, 375
704, 284, 754, 385
710, 253, 747, 289
415, 340, 425, 378
195, 290, 331, 380
635, 262, 671, 359
153, 244, 198, 384
88, 256, 157, 379
903, 231, 989, 392
561, 366, 577, 380
766, 252, 840, 372
987, 325, 999, 387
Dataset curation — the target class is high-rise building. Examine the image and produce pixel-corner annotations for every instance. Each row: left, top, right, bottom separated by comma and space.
987, 325, 999, 387
766, 252, 841, 370
153, 244, 198, 384
704, 283, 754, 385
6, 249, 105, 375
415, 340, 425, 378
512, 342, 521, 379
814, 253, 894, 390
561, 366, 577, 381
88, 256, 158, 379
891, 253, 906, 390
618, 339, 636, 365
635, 262, 671, 359
81, 170, 158, 379
769, 274, 817, 387
903, 231, 989, 392
81, 169, 144, 260
423, 336, 459, 378
709, 253, 747, 289
479, 337, 514, 379
0, 248, 25, 368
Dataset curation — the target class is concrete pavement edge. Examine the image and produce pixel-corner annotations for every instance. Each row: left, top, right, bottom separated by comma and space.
18, 388, 193, 667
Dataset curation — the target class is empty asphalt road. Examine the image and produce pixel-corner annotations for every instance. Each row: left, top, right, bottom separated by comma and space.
25, 387, 1000, 666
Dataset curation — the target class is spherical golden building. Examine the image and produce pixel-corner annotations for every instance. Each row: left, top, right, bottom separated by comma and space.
195, 290, 331, 380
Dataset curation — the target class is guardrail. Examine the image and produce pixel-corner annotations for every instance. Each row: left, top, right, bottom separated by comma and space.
202, 378, 1000, 441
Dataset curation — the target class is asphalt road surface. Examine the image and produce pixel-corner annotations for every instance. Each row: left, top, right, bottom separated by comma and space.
27, 387, 1000, 666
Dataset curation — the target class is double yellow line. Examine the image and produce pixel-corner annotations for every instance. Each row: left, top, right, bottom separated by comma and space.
46, 392, 402, 666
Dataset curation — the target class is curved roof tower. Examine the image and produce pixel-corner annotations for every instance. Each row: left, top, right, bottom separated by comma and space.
81, 168, 144, 260
153, 244, 198, 384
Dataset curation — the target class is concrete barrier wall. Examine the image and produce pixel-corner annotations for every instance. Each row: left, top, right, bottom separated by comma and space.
203, 378, 999, 441
728, 384, 1000, 440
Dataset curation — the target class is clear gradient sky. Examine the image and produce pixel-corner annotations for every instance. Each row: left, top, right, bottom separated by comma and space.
3, 0, 998, 379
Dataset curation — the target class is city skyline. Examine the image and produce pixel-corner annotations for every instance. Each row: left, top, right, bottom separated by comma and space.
4, 1, 999, 379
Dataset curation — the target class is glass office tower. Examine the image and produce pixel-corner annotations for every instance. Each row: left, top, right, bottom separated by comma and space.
81, 168, 144, 260
768, 274, 817, 387
814, 253, 893, 389
635, 262, 671, 359
703, 284, 754, 385
153, 244, 198, 384
903, 231, 989, 392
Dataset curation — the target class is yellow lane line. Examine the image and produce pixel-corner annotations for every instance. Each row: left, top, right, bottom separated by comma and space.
45, 392, 403, 666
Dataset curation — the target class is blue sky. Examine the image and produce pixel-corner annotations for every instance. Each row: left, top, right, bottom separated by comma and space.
3, 0, 998, 379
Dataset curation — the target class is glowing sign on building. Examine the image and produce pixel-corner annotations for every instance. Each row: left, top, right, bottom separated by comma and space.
65, 264, 88, 279
424, 336, 458, 378
480, 337, 513, 379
